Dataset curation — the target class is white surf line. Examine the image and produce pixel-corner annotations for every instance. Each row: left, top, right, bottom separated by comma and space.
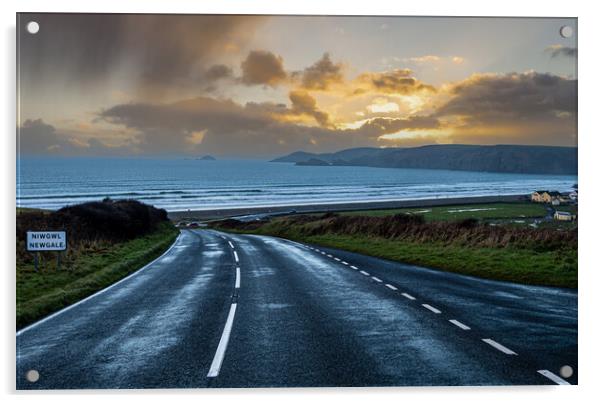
371, 276, 383, 283
482, 338, 518, 355
537, 370, 571, 385
422, 304, 442, 314
228, 241, 234, 249
360, 270, 370, 276
233, 251, 239, 263
235, 267, 241, 289
401, 293, 416, 300
350, 265, 359, 270
385, 284, 398, 291
449, 319, 471, 330
17, 233, 183, 336
207, 303, 238, 378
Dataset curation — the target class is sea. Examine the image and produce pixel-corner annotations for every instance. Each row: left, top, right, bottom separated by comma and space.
17, 158, 577, 212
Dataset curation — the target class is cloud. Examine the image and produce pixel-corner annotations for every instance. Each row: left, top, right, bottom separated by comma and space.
240, 50, 288, 87
20, 14, 265, 93
354, 69, 436, 95
288, 91, 331, 127
546, 45, 577, 58
204, 64, 234, 81
295, 53, 344, 90
18, 119, 123, 156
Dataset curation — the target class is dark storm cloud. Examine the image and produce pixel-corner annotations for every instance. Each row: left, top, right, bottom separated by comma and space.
18, 119, 122, 156
19, 14, 264, 89
436, 72, 576, 124
546, 45, 577, 58
294, 53, 344, 90
355, 69, 436, 95
204, 64, 234, 81
240, 50, 288, 86
97, 96, 438, 157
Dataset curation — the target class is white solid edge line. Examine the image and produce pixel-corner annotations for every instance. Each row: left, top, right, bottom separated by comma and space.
482, 338, 518, 355
235, 267, 241, 289
228, 241, 234, 249
537, 370, 571, 385
401, 293, 416, 300
385, 284, 398, 290
449, 319, 471, 330
233, 251, 239, 263
207, 303, 238, 378
371, 276, 383, 283
422, 304, 442, 314
17, 233, 183, 336
360, 270, 370, 276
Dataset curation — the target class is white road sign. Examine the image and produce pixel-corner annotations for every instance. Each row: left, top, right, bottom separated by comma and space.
26, 231, 67, 251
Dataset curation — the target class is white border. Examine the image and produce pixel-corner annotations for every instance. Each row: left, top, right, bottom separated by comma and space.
2, 1, 601, 402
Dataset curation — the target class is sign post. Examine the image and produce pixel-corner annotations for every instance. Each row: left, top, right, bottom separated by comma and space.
26, 231, 67, 271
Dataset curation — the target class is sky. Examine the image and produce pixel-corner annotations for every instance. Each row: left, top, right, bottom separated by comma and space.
17, 14, 577, 158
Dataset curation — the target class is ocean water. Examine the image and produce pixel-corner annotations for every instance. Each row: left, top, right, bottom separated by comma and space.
17, 158, 577, 212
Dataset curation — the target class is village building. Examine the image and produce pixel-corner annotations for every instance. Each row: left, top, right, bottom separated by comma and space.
554, 211, 575, 221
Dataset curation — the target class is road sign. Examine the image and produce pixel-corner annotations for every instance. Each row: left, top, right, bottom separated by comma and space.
26, 231, 67, 251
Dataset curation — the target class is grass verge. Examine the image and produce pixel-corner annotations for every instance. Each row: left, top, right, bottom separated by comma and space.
215, 216, 576, 289
16, 222, 179, 329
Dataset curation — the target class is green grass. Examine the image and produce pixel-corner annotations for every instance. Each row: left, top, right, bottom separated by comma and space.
216, 214, 576, 289
16, 222, 179, 329
340, 202, 548, 222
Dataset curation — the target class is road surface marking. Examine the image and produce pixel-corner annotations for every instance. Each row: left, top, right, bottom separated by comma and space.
360, 270, 370, 276
385, 284, 398, 290
235, 267, 240, 289
327, 254, 333, 258
449, 319, 470, 330
342, 261, 349, 265
16, 233, 183, 336
482, 338, 517, 355
401, 293, 416, 300
350, 265, 359, 270
321, 252, 326, 255
371, 276, 383, 283
333, 257, 340, 262
228, 241, 234, 249
207, 303, 238, 378
233, 251, 239, 263
537, 370, 571, 385
422, 304, 442, 314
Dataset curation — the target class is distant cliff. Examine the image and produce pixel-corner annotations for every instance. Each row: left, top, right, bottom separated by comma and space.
272, 145, 577, 175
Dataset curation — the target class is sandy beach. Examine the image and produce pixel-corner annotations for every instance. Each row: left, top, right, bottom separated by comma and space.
168, 194, 528, 221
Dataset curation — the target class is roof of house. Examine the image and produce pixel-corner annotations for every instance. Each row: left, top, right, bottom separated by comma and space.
547, 191, 562, 196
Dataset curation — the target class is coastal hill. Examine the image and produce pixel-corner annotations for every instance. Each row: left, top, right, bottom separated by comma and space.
272, 144, 577, 175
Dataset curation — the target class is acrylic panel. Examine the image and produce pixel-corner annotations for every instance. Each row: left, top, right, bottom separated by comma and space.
16, 14, 577, 389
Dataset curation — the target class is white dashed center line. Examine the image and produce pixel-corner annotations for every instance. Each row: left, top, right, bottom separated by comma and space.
371, 276, 383, 283
401, 293, 416, 300
385, 284, 397, 291
207, 303, 238, 378
233, 251, 239, 263
350, 265, 358, 270
341, 261, 349, 265
537, 369, 571, 385
449, 319, 470, 330
334, 257, 341, 261
482, 338, 517, 355
360, 270, 370, 276
327, 254, 333, 258
228, 241, 234, 249
422, 304, 441, 314
235, 267, 240, 289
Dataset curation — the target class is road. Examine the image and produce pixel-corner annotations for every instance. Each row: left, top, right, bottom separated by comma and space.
16, 229, 577, 389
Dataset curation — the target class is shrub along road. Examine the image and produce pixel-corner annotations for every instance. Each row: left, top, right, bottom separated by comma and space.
17, 229, 577, 389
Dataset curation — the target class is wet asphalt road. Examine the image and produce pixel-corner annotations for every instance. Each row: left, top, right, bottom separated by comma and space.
16, 229, 577, 389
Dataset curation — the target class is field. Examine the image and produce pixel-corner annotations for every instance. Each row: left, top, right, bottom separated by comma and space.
340, 202, 548, 221
213, 202, 577, 288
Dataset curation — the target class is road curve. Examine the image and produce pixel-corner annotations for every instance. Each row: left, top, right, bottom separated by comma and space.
16, 229, 577, 389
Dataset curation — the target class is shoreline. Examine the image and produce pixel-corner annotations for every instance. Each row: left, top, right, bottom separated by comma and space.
168, 194, 528, 221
